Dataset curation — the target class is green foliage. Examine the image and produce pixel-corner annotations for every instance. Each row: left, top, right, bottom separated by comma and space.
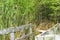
0, 0, 35, 30
34, 0, 60, 23
0, 0, 60, 40
0, 0, 35, 40
0, 0, 60, 29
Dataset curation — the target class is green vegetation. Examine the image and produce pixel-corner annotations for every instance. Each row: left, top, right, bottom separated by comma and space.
0, 0, 60, 40
0, 0, 60, 29
0, 0, 35, 30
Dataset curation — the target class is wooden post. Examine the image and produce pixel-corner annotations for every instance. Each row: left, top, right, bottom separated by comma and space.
29, 26, 33, 40
10, 33, 15, 40
21, 27, 25, 40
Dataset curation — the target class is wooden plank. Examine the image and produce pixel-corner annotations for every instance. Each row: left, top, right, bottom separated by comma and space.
30, 26, 33, 40
0, 23, 32, 35
0, 23, 33, 40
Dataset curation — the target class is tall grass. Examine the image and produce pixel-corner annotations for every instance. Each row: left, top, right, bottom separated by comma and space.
0, 0, 35, 40
0, 0, 35, 29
